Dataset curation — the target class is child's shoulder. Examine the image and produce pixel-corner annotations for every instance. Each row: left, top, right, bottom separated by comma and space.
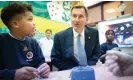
0, 33, 10, 40
0, 33, 9, 37
101, 42, 107, 45
25, 36, 38, 43
0, 33, 10, 45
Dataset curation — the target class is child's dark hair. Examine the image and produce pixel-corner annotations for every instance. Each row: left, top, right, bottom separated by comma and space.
105, 30, 115, 36
1, 2, 33, 29
45, 29, 52, 34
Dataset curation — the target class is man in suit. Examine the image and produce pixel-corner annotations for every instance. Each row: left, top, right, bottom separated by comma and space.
51, 5, 101, 71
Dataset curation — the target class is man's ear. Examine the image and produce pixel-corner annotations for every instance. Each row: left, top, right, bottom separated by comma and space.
86, 16, 88, 24
11, 20, 19, 28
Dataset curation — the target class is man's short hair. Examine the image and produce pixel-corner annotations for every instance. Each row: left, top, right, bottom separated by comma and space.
71, 5, 88, 17
1, 2, 33, 29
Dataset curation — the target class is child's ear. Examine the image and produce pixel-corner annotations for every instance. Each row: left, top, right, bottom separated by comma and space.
11, 20, 19, 28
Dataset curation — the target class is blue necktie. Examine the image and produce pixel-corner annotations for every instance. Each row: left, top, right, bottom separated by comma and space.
77, 34, 88, 66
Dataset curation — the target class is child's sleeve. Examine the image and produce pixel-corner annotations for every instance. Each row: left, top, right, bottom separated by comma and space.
0, 34, 16, 80
100, 43, 106, 55
0, 70, 16, 80
31, 39, 45, 68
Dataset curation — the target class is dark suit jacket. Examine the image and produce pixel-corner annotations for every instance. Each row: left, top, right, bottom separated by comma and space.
51, 25, 100, 71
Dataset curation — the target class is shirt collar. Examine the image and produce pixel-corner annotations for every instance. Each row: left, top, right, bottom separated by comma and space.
9, 32, 25, 41
44, 37, 51, 40
73, 28, 84, 38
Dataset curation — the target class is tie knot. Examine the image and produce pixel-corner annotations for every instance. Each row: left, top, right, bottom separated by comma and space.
78, 34, 81, 38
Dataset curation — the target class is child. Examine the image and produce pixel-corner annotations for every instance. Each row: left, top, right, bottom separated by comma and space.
0, 2, 50, 80
100, 30, 118, 63
39, 29, 53, 71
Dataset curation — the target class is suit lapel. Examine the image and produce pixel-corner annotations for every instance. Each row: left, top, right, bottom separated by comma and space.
65, 28, 74, 57
66, 28, 79, 64
66, 28, 74, 49
85, 26, 92, 57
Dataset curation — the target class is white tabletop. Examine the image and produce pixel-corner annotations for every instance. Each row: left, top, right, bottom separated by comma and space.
36, 64, 133, 80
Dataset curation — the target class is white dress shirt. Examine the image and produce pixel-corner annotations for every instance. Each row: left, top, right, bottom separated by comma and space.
73, 28, 85, 60
39, 37, 53, 62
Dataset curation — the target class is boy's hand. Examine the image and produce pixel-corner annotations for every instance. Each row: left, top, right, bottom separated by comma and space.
37, 63, 50, 78
15, 67, 39, 80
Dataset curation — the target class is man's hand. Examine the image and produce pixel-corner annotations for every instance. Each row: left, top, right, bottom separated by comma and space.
105, 50, 133, 76
15, 67, 39, 80
37, 63, 50, 78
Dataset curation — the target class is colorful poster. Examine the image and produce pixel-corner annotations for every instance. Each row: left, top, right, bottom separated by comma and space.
47, 1, 71, 24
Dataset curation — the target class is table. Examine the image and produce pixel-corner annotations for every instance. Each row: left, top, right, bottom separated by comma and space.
38, 64, 133, 80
